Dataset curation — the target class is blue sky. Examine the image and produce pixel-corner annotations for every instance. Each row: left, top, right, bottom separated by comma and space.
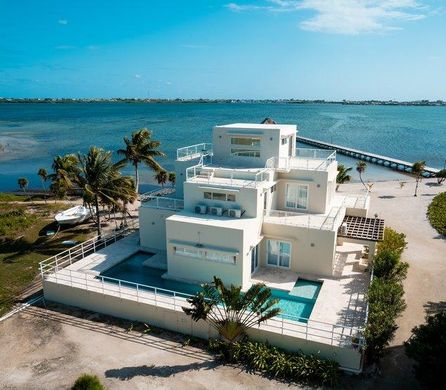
0, 0, 445, 100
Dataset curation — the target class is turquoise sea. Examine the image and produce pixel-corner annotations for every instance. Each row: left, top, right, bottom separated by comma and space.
0, 103, 445, 192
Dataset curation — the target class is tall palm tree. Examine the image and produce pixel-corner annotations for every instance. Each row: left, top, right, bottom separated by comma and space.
117, 128, 165, 194
183, 276, 281, 343
412, 160, 426, 197
336, 164, 352, 190
17, 177, 29, 196
155, 169, 168, 188
168, 172, 176, 188
48, 154, 80, 199
77, 147, 136, 236
37, 168, 48, 203
356, 161, 368, 190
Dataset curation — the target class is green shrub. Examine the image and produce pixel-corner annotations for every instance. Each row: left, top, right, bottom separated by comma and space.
405, 311, 446, 389
365, 227, 408, 362
208, 339, 339, 387
71, 374, 104, 390
427, 192, 446, 236
377, 227, 407, 256
0, 208, 37, 237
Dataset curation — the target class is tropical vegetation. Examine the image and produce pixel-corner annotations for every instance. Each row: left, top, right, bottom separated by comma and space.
71, 374, 104, 390
356, 161, 368, 190
336, 164, 352, 190
364, 227, 408, 362
117, 128, 165, 193
77, 147, 136, 236
208, 339, 340, 387
48, 154, 80, 199
436, 169, 446, 184
405, 311, 446, 389
183, 276, 280, 343
412, 160, 426, 197
17, 177, 29, 195
427, 192, 446, 236
37, 168, 48, 202
154, 169, 168, 188
168, 171, 176, 187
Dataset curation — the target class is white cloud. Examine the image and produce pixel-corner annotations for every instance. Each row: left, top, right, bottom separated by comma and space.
226, 0, 427, 34
58, 19, 68, 25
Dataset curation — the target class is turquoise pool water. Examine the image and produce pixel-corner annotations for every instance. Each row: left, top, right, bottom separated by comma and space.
100, 251, 322, 321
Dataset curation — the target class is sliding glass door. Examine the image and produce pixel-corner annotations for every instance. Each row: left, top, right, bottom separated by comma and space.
285, 184, 308, 210
267, 240, 291, 269
251, 244, 259, 274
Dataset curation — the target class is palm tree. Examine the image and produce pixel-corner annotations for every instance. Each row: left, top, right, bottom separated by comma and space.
336, 164, 352, 190
155, 169, 168, 188
17, 177, 29, 196
356, 161, 368, 190
436, 169, 446, 185
77, 147, 136, 236
37, 168, 48, 203
183, 276, 281, 343
117, 128, 165, 194
48, 154, 80, 199
412, 160, 426, 197
168, 172, 176, 188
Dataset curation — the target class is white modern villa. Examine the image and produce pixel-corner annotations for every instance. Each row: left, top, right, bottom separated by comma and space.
41, 121, 384, 372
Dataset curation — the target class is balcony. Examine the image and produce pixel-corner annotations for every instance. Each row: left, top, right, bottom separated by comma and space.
186, 165, 273, 188
266, 149, 336, 172
141, 195, 184, 211
176, 143, 213, 161
263, 206, 346, 231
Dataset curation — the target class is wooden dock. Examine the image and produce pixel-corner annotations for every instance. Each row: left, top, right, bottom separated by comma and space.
297, 136, 440, 178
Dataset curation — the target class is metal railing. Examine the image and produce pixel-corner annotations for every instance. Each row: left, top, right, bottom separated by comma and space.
177, 143, 213, 160
342, 190, 370, 210
264, 207, 345, 231
141, 195, 184, 210
41, 258, 364, 349
39, 227, 137, 277
265, 149, 336, 172
186, 164, 272, 188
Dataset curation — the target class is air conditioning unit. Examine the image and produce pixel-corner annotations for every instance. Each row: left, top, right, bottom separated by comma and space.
210, 206, 223, 216
195, 204, 207, 214
228, 209, 242, 218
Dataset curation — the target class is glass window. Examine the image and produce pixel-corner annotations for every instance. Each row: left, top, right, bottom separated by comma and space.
230, 149, 260, 158
174, 246, 235, 264
281, 137, 288, 145
267, 240, 291, 268
286, 184, 308, 210
212, 193, 226, 201
204, 192, 212, 199
227, 194, 236, 202
231, 137, 261, 147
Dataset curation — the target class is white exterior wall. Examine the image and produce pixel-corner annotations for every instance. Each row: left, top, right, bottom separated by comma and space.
261, 223, 336, 277
43, 281, 362, 371
174, 156, 202, 199
183, 182, 262, 218
212, 124, 296, 167
139, 207, 176, 251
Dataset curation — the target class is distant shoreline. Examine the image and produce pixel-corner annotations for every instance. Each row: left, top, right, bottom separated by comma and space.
0, 98, 445, 107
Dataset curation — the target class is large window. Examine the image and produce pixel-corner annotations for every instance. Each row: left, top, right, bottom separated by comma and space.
230, 137, 261, 158
174, 246, 236, 264
285, 184, 308, 210
203, 191, 236, 202
267, 240, 291, 268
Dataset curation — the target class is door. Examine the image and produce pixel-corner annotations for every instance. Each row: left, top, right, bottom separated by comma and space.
288, 137, 293, 157
251, 244, 259, 274
267, 240, 291, 269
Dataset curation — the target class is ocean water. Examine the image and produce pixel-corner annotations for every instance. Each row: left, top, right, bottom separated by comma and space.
0, 103, 445, 191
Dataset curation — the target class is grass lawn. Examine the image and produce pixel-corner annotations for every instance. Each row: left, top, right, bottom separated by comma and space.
0, 201, 96, 316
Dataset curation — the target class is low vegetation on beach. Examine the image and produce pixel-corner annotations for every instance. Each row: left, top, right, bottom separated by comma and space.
427, 192, 446, 236
364, 227, 409, 362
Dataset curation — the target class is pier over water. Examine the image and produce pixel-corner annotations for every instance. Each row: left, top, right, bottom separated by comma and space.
297, 136, 439, 178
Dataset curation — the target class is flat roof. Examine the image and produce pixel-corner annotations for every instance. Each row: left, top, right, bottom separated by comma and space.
167, 211, 261, 231
215, 123, 296, 132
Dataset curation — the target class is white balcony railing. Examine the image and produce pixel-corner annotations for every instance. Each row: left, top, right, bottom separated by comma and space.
40, 248, 364, 351
177, 143, 213, 160
141, 195, 184, 211
265, 149, 336, 172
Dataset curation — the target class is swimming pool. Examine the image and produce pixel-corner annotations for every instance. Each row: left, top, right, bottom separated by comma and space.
100, 251, 322, 321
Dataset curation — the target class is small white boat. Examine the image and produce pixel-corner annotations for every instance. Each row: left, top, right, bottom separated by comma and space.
55, 205, 91, 225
